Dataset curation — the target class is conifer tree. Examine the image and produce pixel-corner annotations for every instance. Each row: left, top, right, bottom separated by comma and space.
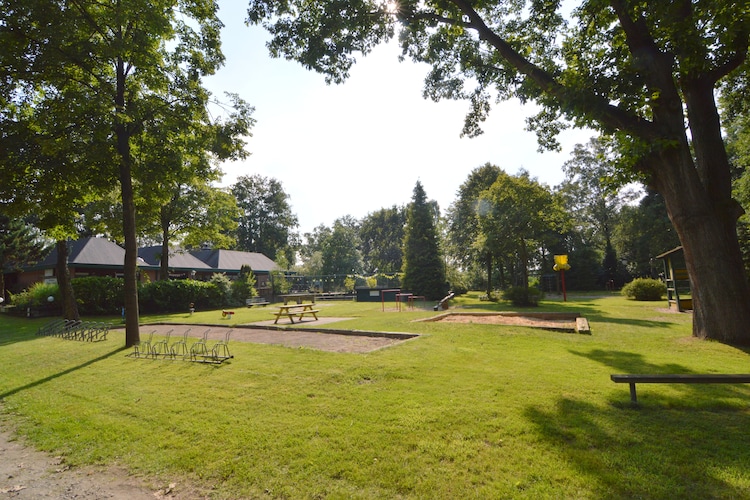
0, 214, 47, 301
401, 182, 446, 301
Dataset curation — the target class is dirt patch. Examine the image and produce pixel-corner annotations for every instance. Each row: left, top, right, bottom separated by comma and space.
0, 425, 162, 499
429, 312, 580, 331
138, 322, 415, 354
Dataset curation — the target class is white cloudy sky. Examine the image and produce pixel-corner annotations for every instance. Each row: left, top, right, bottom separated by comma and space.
204, 0, 595, 235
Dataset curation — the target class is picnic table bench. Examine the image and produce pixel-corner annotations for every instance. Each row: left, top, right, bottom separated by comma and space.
246, 297, 270, 307
272, 303, 320, 324
611, 373, 750, 404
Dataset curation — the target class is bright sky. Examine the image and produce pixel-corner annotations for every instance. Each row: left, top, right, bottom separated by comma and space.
205, 1, 595, 236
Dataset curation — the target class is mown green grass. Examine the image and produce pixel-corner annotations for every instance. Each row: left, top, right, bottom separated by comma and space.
2, 294, 750, 498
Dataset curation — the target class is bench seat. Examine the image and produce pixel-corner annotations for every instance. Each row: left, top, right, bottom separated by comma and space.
611, 374, 750, 404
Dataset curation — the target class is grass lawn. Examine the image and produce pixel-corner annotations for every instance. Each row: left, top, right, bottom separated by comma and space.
2, 293, 750, 498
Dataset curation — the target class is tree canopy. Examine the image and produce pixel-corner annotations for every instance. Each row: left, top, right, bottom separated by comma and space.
247, 0, 750, 344
1, 0, 249, 346
477, 170, 566, 289
232, 174, 299, 263
0, 213, 48, 301
359, 206, 406, 274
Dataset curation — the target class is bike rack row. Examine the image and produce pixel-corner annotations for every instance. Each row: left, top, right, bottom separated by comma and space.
36, 319, 110, 342
130, 328, 233, 364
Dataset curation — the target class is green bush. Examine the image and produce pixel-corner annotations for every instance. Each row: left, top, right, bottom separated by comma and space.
9, 282, 60, 309
138, 279, 223, 313
71, 276, 124, 315
271, 270, 292, 295
231, 265, 257, 305
501, 286, 543, 307
621, 278, 666, 301
209, 273, 234, 307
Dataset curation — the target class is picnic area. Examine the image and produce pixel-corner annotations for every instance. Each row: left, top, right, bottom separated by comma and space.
2, 293, 750, 499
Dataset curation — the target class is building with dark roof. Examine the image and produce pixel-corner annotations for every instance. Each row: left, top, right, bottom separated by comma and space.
3, 237, 280, 299
189, 248, 278, 274
189, 248, 279, 297
138, 246, 214, 280
5, 237, 148, 294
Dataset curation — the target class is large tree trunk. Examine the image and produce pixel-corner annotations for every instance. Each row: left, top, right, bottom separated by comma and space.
160, 206, 170, 280
519, 238, 529, 289
116, 58, 140, 348
653, 146, 750, 345
55, 240, 79, 321
485, 252, 492, 296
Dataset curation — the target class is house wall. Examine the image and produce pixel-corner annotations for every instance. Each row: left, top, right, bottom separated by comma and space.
6, 269, 46, 294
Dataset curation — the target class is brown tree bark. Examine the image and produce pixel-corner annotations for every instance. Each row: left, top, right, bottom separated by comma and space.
160, 206, 170, 281
55, 240, 79, 321
651, 145, 750, 344
485, 252, 492, 296
115, 57, 140, 348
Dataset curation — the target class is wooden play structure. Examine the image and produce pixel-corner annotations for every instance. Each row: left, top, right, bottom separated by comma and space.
655, 246, 692, 311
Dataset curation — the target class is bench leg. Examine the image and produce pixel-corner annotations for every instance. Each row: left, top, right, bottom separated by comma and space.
629, 383, 638, 404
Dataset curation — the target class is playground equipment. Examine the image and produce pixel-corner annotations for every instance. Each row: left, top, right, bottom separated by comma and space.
553, 254, 571, 302
433, 292, 455, 311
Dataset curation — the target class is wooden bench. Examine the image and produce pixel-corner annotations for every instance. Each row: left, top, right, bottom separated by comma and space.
246, 297, 270, 307
272, 304, 320, 324
611, 374, 750, 404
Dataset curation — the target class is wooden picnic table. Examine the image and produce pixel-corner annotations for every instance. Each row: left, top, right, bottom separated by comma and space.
272, 303, 320, 324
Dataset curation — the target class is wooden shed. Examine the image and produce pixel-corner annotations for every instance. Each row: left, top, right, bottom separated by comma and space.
655, 246, 692, 312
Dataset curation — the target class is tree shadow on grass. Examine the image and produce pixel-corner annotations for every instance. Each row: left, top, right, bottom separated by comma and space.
457, 301, 678, 330
573, 348, 750, 408
522, 348, 750, 497
0, 347, 128, 400
0, 318, 46, 347
525, 396, 750, 498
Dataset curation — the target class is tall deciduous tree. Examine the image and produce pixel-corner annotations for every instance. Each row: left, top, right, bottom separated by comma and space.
0, 78, 114, 321
402, 181, 446, 300
614, 189, 681, 277
559, 137, 637, 286
359, 206, 406, 273
298, 224, 332, 276
152, 184, 240, 279
559, 138, 637, 248
477, 171, 566, 289
232, 174, 299, 263
320, 215, 363, 276
247, 0, 750, 343
446, 163, 503, 294
1, 0, 236, 346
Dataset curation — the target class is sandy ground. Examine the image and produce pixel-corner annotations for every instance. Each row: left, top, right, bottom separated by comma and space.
431, 313, 578, 330
0, 425, 163, 499
137, 320, 413, 354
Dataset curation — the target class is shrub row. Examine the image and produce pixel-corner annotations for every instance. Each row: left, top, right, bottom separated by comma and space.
10, 275, 256, 315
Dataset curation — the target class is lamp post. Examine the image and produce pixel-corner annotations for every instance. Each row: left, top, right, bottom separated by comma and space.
553, 255, 571, 302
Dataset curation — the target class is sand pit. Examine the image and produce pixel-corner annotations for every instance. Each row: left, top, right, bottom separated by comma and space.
426, 312, 589, 333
